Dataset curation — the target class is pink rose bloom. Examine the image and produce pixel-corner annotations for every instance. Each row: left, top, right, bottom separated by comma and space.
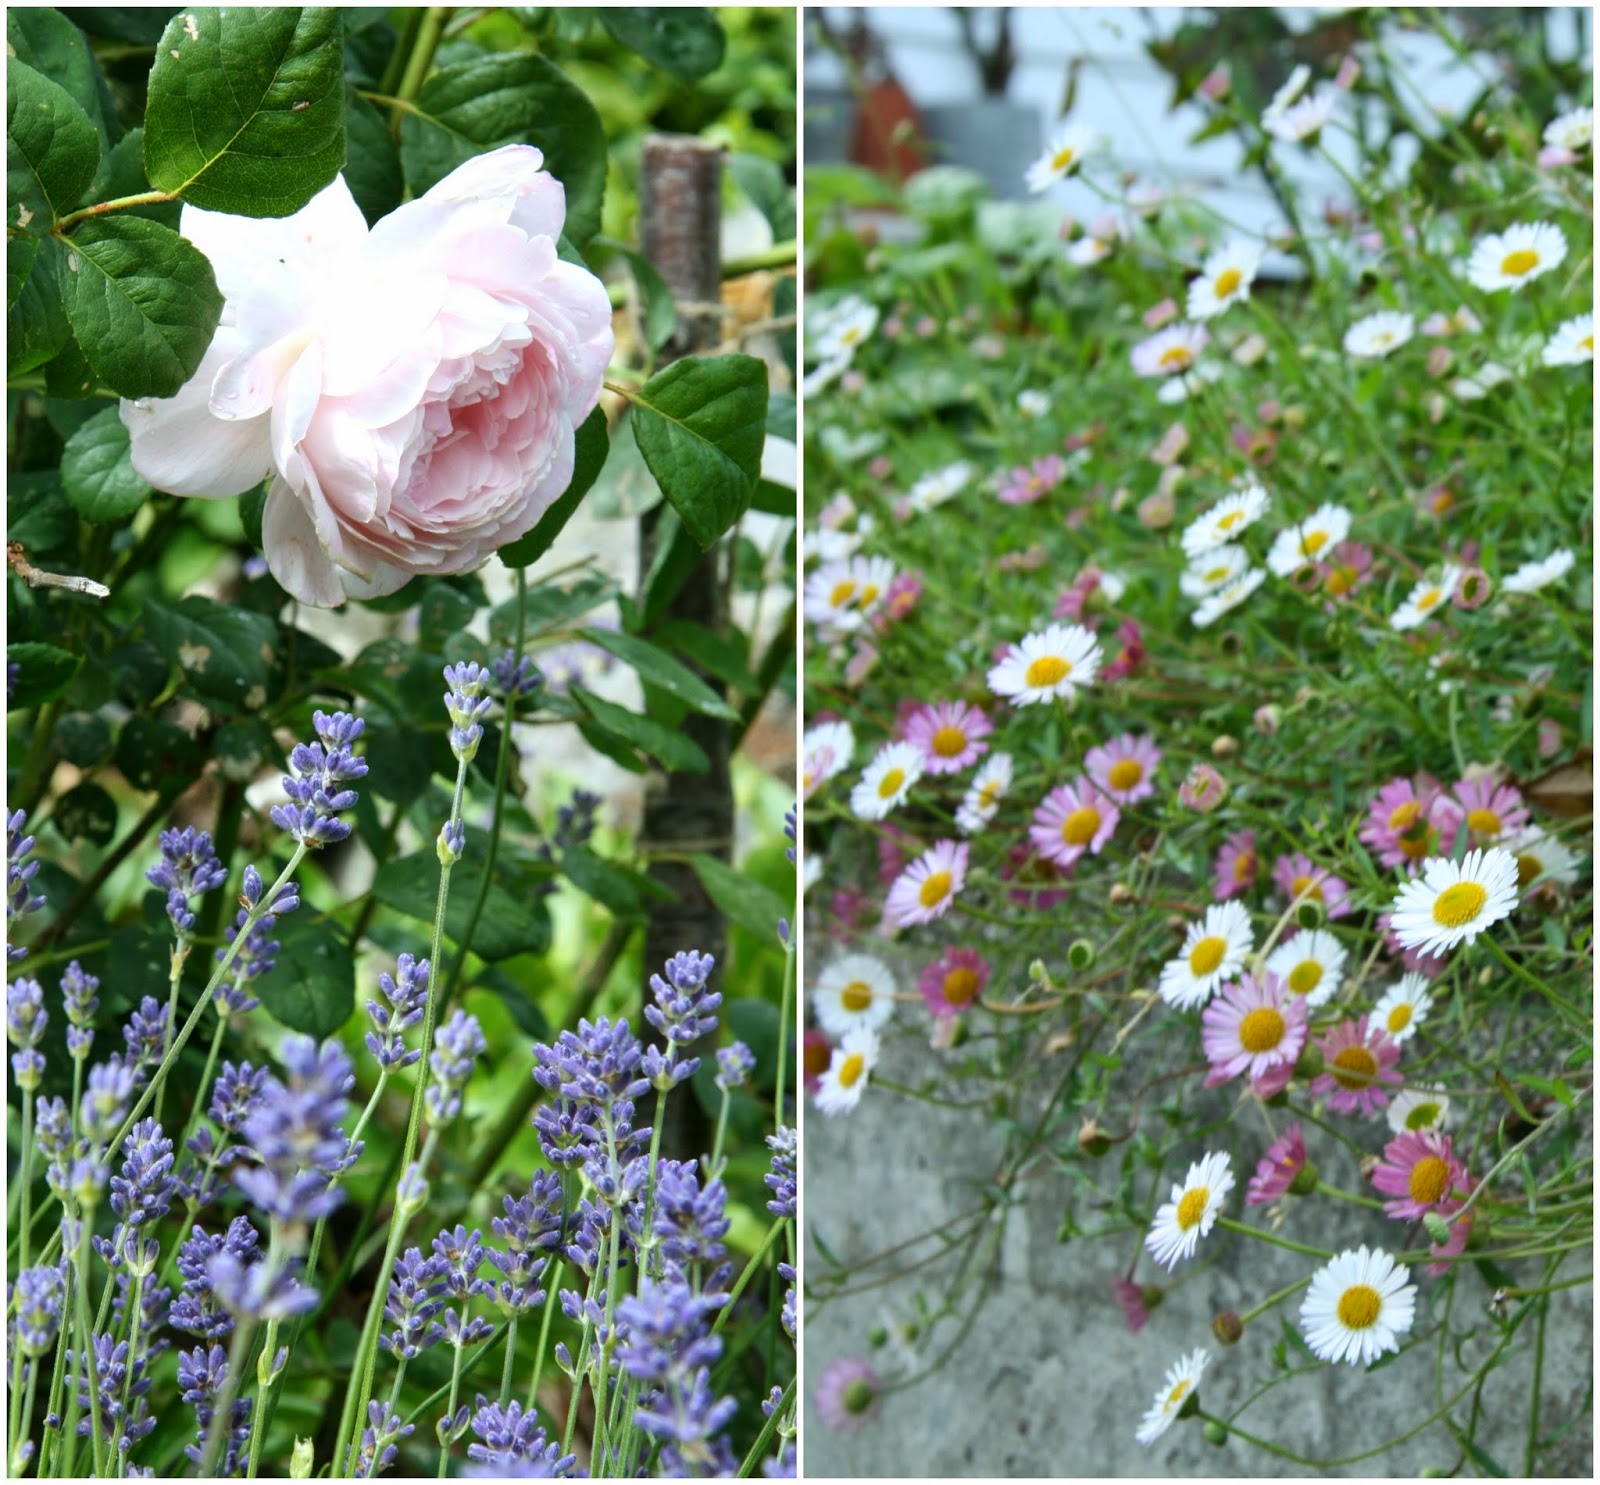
123, 145, 613, 607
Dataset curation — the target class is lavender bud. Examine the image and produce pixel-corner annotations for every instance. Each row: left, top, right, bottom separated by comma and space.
714, 1041, 755, 1091
443, 662, 494, 763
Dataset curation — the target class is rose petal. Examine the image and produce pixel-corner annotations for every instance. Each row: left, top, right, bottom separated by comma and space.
262, 480, 346, 607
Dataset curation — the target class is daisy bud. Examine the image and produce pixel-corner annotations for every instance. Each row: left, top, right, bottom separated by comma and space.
1232, 333, 1269, 367
1202, 1419, 1227, 1446
1335, 56, 1361, 89
1179, 763, 1228, 813
1296, 900, 1323, 930
1212, 1310, 1243, 1346
1538, 719, 1562, 757
1453, 569, 1492, 609
1109, 882, 1135, 905
1143, 298, 1179, 330
1028, 959, 1048, 983
1358, 1153, 1380, 1182
1283, 405, 1307, 430
1426, 344, 1453, 377
1156, 464, 1185, 499
1289, 1160, 1319, 1196
1198, 64, 1231, 101
1110, 486, 1132, 513
868, 1325, 888, 1347
1137, 491, 1175, 530
1293, 1045, 1324, 1080
1077, 1119, 1112, 1158
1067, 939, 1095, 970
1254, 705, 1281, 735
1210, 735, 1238, 758
291, 1438, 315, 1479
1422, 1211, 1453, 1246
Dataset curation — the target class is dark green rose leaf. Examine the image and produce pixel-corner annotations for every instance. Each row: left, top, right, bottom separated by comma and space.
112, 715, 203, 793
571, 686, 709, 774
55, 710, 114, 767
398, 52, 607, 245
7, 58, 100, 232
61, 405, 152, 523
53, 781, 118, 846
498, 407, 611, 568
597, 8, 726, 80
142, 595, 278, 709
689, 851, 788, 939
7, 8, 119, 156
372, 850, 553, 962
578, 627, 736, 720
630, 354, 768, 548
59, 215, 222, 399
342, 89, 404, 225
257, 915, 355, 1038
7, 642, 83, 710
144, 6, 346, 217
7, 236, 70, 374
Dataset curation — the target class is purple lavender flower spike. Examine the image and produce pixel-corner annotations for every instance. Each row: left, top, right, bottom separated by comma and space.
177, 1344, 252, 1475
486, 1172, 560, 1315
95, 1118, 175, 1274
171, 1219, 260, 1339
532, 1016, 650, 1107
62, 960, 99, 1062
643, 951, 721, 1089
438, 817, 467, 864
122, 996, 169, 1072
147, 827, 228, 933
490, 650, 543, 700
365, 954, 430, 1072
7, 808, 46, 959
233, 1036, 353, 1228
778, 1262, 796, 1340
380, 1247, 448, 1360
207, 1251, 318, 1322
466, 1397, 574, 1474
715, 1041, 755, 1091
8, 974, 46, 1089
443, 662, 494, 763
783, 803, 797, 865
214, 865, 298, 1017
354, 1400, 414, 1478
764, 1126, 796, 1220
210, 1061, 268, 1134
652, 1160, 731, 1277
81, 1055, 139, 1145
13, 1263, 66, 1355
72, 1334, 154, 1454
425, 1009, 485, 1124
270, 710, 367, 849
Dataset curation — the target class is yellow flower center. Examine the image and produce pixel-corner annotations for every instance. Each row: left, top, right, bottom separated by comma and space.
918, 871, 953, 909
1388, 800, 1422, 832
1287, 960, 1322, 996
1290, 874, 1323, 902
1466, 807, 1502, 835
1332, 1045, 1378, 1089
1205, 563, 1231, 583
1337, 1284, 1382, 1329
1408, 1155, 1450, 1205
1188, 935, 1228, 977
1431, 881, 1487, 927
877, 768, 906, 799
829, 579, 857, 609
1238, 1006, 1286, 1053
1415, 586, 1442, 612
1051, 146, 1077, 172
860, 583, 880, 606
1176, 1187, 1211, 1231
1158, 345, 1194, 371
1218, 509, 1244, 530
978, 780, 1002, 807
1167, 1378, 1192, 1406
1581, 334, 1595, 352
1326, 563, 1359, 597
1302, 529, 1329, 555
1107, 759, 1144, 790
1398, 827, 1435, 860
1514, 852, 1541, 888
1500, 247, 1540, 277
1061, 807, 1102, 847
1024, 655, 1071, 688
1233, 850, 1257, 882
1386, 1003, 1413, 1034
839, 980, 874, 1013
931, 725, 969, 759
942, 967, 980, 1007
841, 325, 862, 345
838, 1052, 866, 1089
1214, 266, 1242, 297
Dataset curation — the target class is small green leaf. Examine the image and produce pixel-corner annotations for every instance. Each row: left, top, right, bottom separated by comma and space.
59, 215, 223, 399
342, 89, 403, 225
559, 845, 643, 917
372, 850, 553, 962
144, 6, 346, 217
142, 595, 278, 709
7, 235, 38, 311
257, 916, 355, 1038
114, 715, 205, 792
61, 405, 152, 523
579, 627, 736, 720
597, 8, 726, 80
53, 781, 118, 846
398, 53, 607, 246
7, 57, 100, 231
630, 354, 768, 548
651, 620, 760, 694
7, 7, 119, 156
7, 642, 83, 710
8, 236, 71, 375
498, 407, 611, 568
590, 236, 676, 351
571, 686, 708, 774
688, 852, 788, 938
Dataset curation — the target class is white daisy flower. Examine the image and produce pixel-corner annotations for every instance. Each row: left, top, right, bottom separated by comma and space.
1145, 1151, 1234, 1270
813, 954, 898, 1038
957, 751, 1014, 834
1503, 826, 1582, 890
1191, 568, 1266, 628
1026, 120, 1099, 193
814, 1026, 880, 1116
802, 852, 823, 896
1541, 314, 1593, 367
1158, 902, 1253, 1010
1543, 105, 1593, 153
1135, 1350, 1210, 1446
1266, 503, 1353, 577
908, 460, 973, 514
1390, 564, 1464, 631
1187, 238, 1263, 320
850, 741, 924, 821
1464, 222, 1567, 292
987, 623, 1102, 706
1300, 1246, 1416, 1366
1261, 64, 1311, 126
1265, 928, 1348, 1008
1503, 548, 1576, 593
1156, 362, 1225, 404
802, 355, 851, 399
1180, 544, 1251, 599
814, 297, 879, 362
1132, 323, 1209, 379
1386, 1086, 1452, 1135
1451, 361, 1513, 400
1017, 388, 1051, 418
1388, 846, 1519, 957
1265, 84, 1338, 142
803, 554, 895, 637
1182, 482, 1269, 557
1343, 310, 1415, 359
1067, 234, 1115, 267
808, 524, 860, 565
1371, 973, 1433, 1044
802, 720, 855, 799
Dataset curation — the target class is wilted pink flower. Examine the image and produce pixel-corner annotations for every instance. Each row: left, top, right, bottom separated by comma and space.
845, 640, 879, 688
868, 455, 894, 480
1103, 619, 1146, 681
881, 572, 924, 623
803, 1029, 833, 1094
1149, 421, 1189, 466
876, 824, 914, 888
1138, 491, 1176, 530
1538, 719, 1563, 758
1053, 568, 1104, 623
1452, 568, 1492, 610
818, 493, 856, 529
1213, 829, 1258, 901
1143, 298, 1180, 330
1245, 1123, 1307, 1205
1112, 1276, 1152, 1333
1179, 763, 1228, 813
1000, 844, 1071, 911
814, 1357, 883, 1432
1334, 56, 1361, 89
830, 886, 867, 940
125, 145, 613, 607
1318, 541, 1373, 602
1197, 63, 1232, 101
997, 454, 1066, 506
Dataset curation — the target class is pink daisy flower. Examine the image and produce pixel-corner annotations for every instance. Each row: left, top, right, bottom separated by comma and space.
803, 1029, 833, 1095
903, 700, 993, 775
1103, 618, 1146, 681
1178, 763, 1227, 813
1086, 733, 1162, 805
1245, 1123, 1307, 1206
1112, 1275, 1154, 1334
1213, 829, 1259, 901
1370, 1129, 1470, 1221
1311, 1016, 1403, 1115
1317, 540, 1373, 602
1272, 852, 1352, 920
1359, 775, 1463, 875
918, 947, 989, 1016
880, 571, 924, 623
1053, 567, 1106, 623
1000, 844, 1072, 911
883, 840, 968, 930
1029, 779, 1121, 870
813, 1357, 884, 1433
1450, 775, 1529, 844
876, 824, 914, 889
997, 453, 1066, 506
1201, 973, 1308, 1087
